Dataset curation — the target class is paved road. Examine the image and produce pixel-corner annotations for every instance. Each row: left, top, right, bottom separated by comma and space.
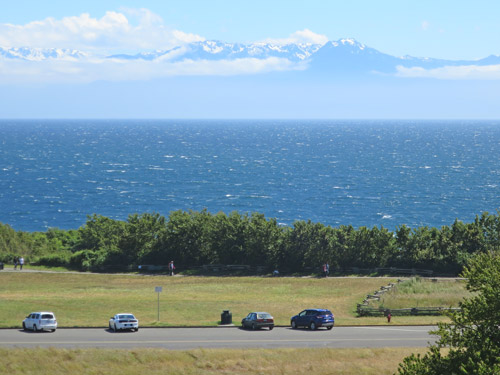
0, 326, 437, 350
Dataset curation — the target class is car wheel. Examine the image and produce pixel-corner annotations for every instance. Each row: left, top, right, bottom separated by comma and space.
291, 320, 297, 329
135, 328, 139, 332
327, 326, 333, 330
310, 322, 317, 330
269, 326, 274, 331
51, 329, 56, 332
251, 323, 256, 330
33, 325, 38, 332
113, 324, 117, 332
22, 322, 26, 331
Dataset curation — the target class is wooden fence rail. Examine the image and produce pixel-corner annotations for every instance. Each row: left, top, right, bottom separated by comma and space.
357, 305, 461, 317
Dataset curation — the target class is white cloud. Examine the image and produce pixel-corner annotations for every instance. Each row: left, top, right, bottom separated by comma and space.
0, 9, 205, 53
396, 64, 500, 80
0, 56, 304, 84
0, 11, 316, 83
421, 20, 430, 31
261, 29, 328, 45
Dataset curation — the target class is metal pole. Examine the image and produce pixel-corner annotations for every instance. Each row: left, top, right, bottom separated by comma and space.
157, 292, 160, 321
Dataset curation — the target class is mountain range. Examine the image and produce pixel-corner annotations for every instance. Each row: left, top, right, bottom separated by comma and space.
2, 38, 499, 76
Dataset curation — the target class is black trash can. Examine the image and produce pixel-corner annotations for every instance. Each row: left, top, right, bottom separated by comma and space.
221, 310, 232, 325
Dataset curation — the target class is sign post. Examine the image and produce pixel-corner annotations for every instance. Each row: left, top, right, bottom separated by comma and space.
155, 286, 162, 321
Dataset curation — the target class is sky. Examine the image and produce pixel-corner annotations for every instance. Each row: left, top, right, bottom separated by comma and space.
1, 1, 499, 119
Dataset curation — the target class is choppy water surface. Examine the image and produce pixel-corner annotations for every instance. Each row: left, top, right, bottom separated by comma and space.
1, 119, 499, 232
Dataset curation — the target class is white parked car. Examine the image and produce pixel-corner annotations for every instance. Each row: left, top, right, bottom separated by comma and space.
109, 313, 139, 332
23, 312, 57, 332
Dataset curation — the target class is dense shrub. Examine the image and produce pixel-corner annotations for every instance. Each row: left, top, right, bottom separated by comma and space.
35, 252, 71, 267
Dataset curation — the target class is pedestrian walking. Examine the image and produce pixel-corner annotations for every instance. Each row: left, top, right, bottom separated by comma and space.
168, 260, 175, 276
14, 256, 18, 270
19, 256, 24, 270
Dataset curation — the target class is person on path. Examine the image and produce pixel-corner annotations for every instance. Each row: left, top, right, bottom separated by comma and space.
322, 263, 330, 277
168, 261, 175, 276
19, 256, 24, 270
14, 257, 18, 270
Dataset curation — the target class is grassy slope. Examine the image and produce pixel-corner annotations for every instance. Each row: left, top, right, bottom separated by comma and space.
377, 278, 469, 309
0, 272, 460, 327
0, 347, 429, 375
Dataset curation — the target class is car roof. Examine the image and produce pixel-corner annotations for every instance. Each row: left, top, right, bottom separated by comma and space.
116, 313, 135, 315
250, 312, 271, 314
306, 308, 330, 312
29, 311, 54, 314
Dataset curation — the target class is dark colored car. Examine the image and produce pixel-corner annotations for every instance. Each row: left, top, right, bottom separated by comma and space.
290, 308, 334, 330
241, 312, 274, 330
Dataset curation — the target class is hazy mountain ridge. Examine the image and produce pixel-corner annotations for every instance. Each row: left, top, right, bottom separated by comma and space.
2, 38, 499, 75
0, 46, 88, 61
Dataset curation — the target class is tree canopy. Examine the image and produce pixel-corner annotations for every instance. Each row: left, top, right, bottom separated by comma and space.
1, 209, 500, 274
397, 252, 500, 375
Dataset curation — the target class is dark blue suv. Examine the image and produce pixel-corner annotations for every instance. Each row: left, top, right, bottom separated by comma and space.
290, 308, 334, 330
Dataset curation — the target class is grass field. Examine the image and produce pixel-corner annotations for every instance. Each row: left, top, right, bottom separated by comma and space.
0, 271, 465, 327
0, 347, 430, 375
372, 277, 469, 310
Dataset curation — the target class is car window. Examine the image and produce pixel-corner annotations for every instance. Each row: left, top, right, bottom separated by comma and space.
299, 311, 307, 317
119, 315, 135, 319
35, 314, 40, 319
41, 314, 54, 319
257, 313, 271, 319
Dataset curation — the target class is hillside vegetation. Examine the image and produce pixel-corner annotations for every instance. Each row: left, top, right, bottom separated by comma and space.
2, 209, 500, 274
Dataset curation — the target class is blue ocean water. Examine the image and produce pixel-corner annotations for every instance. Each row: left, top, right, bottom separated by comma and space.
1, 119, 499, 232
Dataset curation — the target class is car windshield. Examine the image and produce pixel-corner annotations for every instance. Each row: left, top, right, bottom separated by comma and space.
119, 315, 135, 319
41, 314, 54, 319
257, 313, 272, 319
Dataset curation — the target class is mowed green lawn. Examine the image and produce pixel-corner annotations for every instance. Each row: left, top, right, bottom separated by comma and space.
0, 272, 454, 327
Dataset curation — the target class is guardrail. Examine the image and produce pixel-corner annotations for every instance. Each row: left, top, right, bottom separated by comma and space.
335, 267, 435, 276
137, 264, 268, 274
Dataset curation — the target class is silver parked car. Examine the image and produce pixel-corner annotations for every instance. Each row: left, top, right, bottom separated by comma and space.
241, 312, 274, 330
23, 312, 57, 332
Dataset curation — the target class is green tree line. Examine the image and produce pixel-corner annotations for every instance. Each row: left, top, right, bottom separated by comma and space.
1, 209, 500, 274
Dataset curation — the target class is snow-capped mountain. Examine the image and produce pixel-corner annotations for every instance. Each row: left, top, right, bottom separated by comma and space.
0, 47, 88, 61
2, 38, 499, 75
108, 40, 322, 62
309, 38, 500, 74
